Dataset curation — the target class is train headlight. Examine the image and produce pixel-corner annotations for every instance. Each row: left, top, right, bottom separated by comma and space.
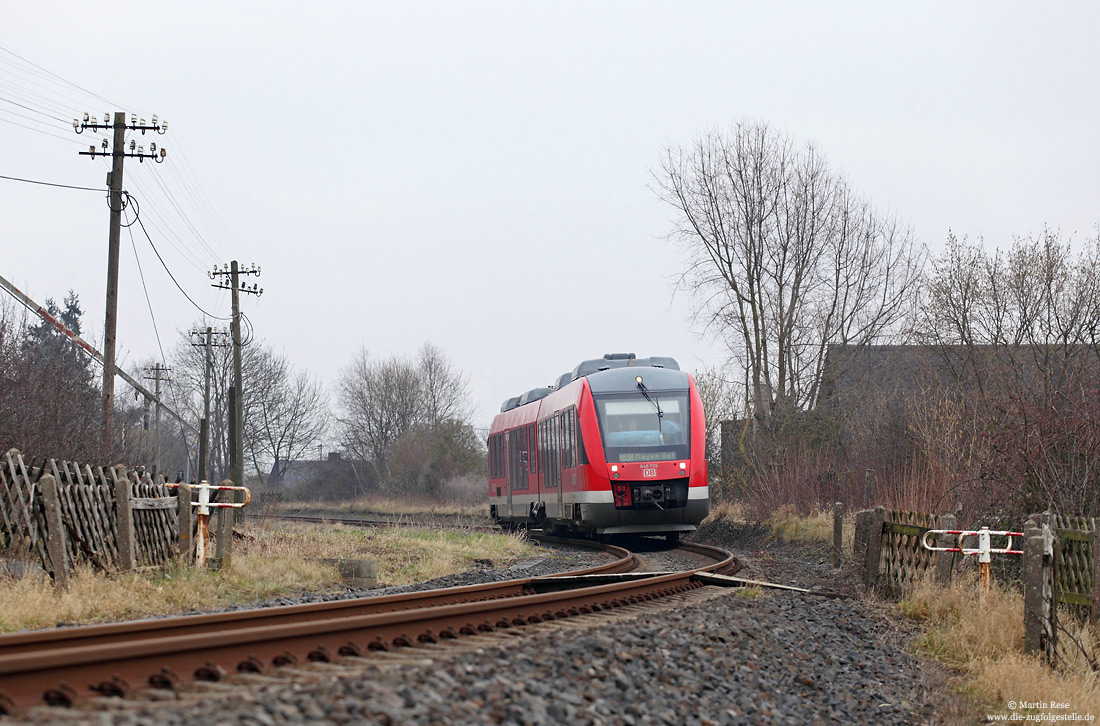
679, 461, 687, 476
611, 465, 618, 472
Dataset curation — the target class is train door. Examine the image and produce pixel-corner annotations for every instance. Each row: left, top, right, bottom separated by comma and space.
503, 431, 513, 517
554, 411, 563, 519
526, 423, 537, 510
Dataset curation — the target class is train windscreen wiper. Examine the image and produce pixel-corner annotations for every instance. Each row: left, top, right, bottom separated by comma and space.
635, 375, 663, 433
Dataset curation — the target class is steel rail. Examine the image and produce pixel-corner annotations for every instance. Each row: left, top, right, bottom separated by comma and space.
0, 569, 709, 713
0, 544, 636, 660
0, 519, 736, 713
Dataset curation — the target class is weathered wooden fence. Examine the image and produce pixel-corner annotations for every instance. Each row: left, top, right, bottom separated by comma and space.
853, 506, 957, 593
0, 450, 182, 584
855, 506, 1100, 668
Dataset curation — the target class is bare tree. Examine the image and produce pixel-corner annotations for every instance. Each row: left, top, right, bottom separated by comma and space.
913, 230, 1100, 515
336, 343, 479, 491
655, 121, 925, 432
418, 341, 472, 427
245, 347, 329, 486
337, 348, 423, 482
169, 328, 328, 485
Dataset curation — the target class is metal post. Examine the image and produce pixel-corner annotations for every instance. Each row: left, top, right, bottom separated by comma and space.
978, 526, 992, 592
195, 481, 211, 569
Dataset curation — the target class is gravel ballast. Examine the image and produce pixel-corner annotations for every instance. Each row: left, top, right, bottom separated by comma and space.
12, 524, 947, 725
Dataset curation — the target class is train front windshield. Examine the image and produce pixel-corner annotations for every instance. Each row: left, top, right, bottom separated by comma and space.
594, 392, 690, 463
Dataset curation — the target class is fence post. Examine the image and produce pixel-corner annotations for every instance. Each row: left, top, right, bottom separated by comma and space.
864, 469, 875, 506
832, 502, 843, 569
934, 513, 956, 585
177, 483, 192, 563
859, 506, 886, 589
1023, 525, 1042, 654
113, 470, 135, 570
38, 474, 69, 589
215, 479, 234, 569
1091, 520, 1099, 627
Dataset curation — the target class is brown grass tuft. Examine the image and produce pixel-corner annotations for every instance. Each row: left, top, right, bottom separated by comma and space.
899, 574, 1100, 717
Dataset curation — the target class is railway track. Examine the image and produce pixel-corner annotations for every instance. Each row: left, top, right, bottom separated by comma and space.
0, 525, 740, 715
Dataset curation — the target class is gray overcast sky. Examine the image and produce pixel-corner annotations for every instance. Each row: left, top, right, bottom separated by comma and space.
3, 2, 1099, 435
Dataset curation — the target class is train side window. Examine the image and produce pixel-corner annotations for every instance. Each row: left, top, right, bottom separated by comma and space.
569, 409, 576, 468
536, 420, 545, 477
489, 434, 500, 479
561, 410, 573, 469
574, 408, 588, 466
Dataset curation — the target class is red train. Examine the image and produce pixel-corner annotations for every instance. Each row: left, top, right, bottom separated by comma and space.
488, 353, 709, 540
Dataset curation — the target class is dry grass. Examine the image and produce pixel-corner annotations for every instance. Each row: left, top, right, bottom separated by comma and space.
240, 520, 530, 585
0, 523, 532, 634
704, 499, 748, 523
278, 495, 486, 518
899, 575, 1100, 718
764, 505, 854, 551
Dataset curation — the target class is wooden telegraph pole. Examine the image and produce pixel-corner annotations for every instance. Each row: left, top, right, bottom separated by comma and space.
189, 326, 230, 484
75, 112, 168, 454
210, 261, 262, 489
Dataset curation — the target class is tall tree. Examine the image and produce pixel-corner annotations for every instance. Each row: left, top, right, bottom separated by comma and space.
0, 292, 104, 460
655, 121, 925, 432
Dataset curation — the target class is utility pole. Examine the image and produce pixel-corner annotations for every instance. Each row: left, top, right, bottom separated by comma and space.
75, 112, 167, 455
210, 262, 262, 490
142, 364, 172, 479
189, 326, 230, 484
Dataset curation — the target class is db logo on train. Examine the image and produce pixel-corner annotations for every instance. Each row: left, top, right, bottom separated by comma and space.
642, 467, 658, 478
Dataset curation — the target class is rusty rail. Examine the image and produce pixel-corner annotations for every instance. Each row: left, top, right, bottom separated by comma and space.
0, 519, 737, 713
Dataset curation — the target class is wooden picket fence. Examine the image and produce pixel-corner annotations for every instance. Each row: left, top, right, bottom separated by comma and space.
0, 449, 181, 584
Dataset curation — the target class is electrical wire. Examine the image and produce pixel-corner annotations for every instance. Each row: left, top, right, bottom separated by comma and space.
0, 45, 127, 110
0, 115, 84, 145
127, 220, 167, 364
2, 46, 258, 313
127, 191, 232, 322
0, 94, 69, 123
240, 311, 256, 347
0, 172, 104, 192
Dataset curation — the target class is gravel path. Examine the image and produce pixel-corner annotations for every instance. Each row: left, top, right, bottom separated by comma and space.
9, 523, 960, 725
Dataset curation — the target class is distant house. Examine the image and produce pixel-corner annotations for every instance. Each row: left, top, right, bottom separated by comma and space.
819, 343, 1094, 417
269, 452, 376, 499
